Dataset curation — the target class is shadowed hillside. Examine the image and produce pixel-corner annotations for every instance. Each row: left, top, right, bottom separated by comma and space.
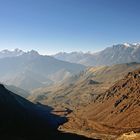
0, 84, 98, 140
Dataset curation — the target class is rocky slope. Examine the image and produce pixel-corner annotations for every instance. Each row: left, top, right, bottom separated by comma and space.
61, 67, 140, 139
29, 63, 140, 110
116, 132, 140, 140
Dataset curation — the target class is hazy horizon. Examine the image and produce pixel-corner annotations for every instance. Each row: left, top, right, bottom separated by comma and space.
0, 42, 140, 55
0, 47, 103, 55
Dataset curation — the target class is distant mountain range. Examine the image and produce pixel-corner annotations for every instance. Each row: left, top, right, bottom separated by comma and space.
2, 43, 140, 67
0, 48, 24, 58
0, 50, 85, 91
1, 43, 140, 91
53, 43, 140, 66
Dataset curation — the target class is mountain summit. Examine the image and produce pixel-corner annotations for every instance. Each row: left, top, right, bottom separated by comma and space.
0, 48, 24, 58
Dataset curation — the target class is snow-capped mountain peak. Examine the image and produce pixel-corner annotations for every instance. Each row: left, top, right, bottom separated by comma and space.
0, 48, 25, 58
123, 43, 131, 47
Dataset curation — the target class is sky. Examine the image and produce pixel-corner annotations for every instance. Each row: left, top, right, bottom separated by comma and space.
0, 0, 140, 54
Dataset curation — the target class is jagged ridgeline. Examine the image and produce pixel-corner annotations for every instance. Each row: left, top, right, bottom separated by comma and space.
53, 43, 140, 66
0, 50, 85, 91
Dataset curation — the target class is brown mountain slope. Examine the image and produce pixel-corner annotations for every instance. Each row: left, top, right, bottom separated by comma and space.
86, 68, 140, 129
61, 68, 140, 139
29, 63, 140, 110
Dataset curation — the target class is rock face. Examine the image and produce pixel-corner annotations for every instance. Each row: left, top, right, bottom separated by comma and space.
117, 131, 140, 140
53, 43, 140, 66
90, 68, 140, 129
60, 68, 140, 138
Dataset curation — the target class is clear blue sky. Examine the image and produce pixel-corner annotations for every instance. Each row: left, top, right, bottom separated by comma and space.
0, 0, 140, 54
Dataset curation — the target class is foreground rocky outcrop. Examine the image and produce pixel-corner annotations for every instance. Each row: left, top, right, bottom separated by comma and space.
116, 131, 140, 140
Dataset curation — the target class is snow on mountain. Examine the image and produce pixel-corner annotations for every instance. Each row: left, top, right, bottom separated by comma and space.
0, 48, 24, 58
53, 43, 140, 66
